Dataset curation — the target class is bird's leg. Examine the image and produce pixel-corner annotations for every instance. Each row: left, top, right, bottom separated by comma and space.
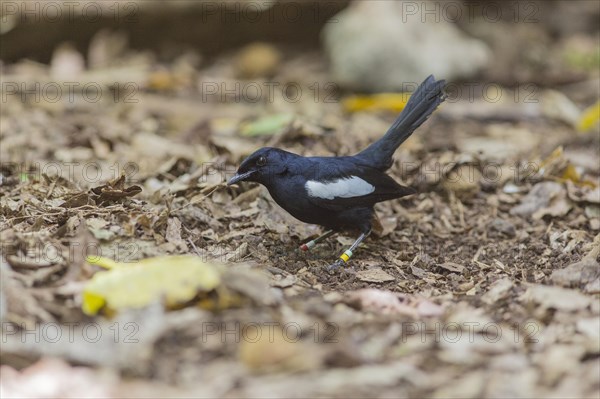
299, 230, 335, 251
327, 229, 371, 272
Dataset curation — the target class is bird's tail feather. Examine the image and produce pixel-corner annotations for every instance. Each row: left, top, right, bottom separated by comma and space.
355, 75, 446, 171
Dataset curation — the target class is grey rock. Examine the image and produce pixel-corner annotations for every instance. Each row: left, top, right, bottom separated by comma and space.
322, 1, 491, 91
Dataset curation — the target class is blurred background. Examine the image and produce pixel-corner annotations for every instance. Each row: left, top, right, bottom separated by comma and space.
1, 0, 598, 179
1, 0, 599, 171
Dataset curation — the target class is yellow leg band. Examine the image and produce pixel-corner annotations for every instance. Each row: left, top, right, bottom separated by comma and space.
339, 250, 353, 263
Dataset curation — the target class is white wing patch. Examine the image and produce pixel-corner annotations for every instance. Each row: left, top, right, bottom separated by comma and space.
305, 176, 375, 200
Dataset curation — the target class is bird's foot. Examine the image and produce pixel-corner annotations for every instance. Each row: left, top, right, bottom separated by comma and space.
326, 246, 359, 274
326, 259, 344, 273
325, 259, 356, 275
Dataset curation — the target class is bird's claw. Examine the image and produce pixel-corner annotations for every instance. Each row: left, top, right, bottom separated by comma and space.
325, 259, 344, 273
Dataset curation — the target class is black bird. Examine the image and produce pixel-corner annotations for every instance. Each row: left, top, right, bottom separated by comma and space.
228, 75, 446, 271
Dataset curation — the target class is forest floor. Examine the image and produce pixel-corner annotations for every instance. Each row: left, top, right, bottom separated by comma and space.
1, 29, 599, 398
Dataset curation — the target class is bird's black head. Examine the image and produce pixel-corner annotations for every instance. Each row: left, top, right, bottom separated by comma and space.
228, 147, 293, 186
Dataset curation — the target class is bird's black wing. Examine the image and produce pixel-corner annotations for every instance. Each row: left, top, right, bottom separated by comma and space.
302, 159, 415, 211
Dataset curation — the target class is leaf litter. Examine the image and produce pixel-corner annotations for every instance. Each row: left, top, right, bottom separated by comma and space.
1, 21, 599, 399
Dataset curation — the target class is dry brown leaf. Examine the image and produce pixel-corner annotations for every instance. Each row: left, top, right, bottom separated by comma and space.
165, 217, 188, 251
510, 181, 569, 218
90, 175, 142, 204
356, 268, 395, 283
0, 358, 113, 398
521, 284, 592, 311
567, 181, 600, 204
551, 240, 600, 288
239, 327, 322, 373
438, 262, 466, 274
345, 289, 444, 318
481, 278, 514, 305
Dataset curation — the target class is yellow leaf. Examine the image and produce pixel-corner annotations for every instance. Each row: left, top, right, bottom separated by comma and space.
539, 147, 597, 188
577, 100, 600, 132
540, 146, 563, 170
562, 164, 581, 183
539, 146, 565, 177
86, 255, 120, 270
147, 70, 176, 91
342, 93, 410, 113
82, 255, 222, 315
559, 163, 597, 188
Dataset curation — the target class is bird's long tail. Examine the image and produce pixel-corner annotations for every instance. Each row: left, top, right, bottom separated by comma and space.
355, 75, 446, 171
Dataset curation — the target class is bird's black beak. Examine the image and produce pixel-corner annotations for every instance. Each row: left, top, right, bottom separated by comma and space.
227, 170, 255, 185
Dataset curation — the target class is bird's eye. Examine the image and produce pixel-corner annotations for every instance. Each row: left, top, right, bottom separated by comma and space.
256, 156, 267, 166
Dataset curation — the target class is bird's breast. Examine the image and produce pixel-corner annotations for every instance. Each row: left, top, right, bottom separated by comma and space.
264, 177, 324, 224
